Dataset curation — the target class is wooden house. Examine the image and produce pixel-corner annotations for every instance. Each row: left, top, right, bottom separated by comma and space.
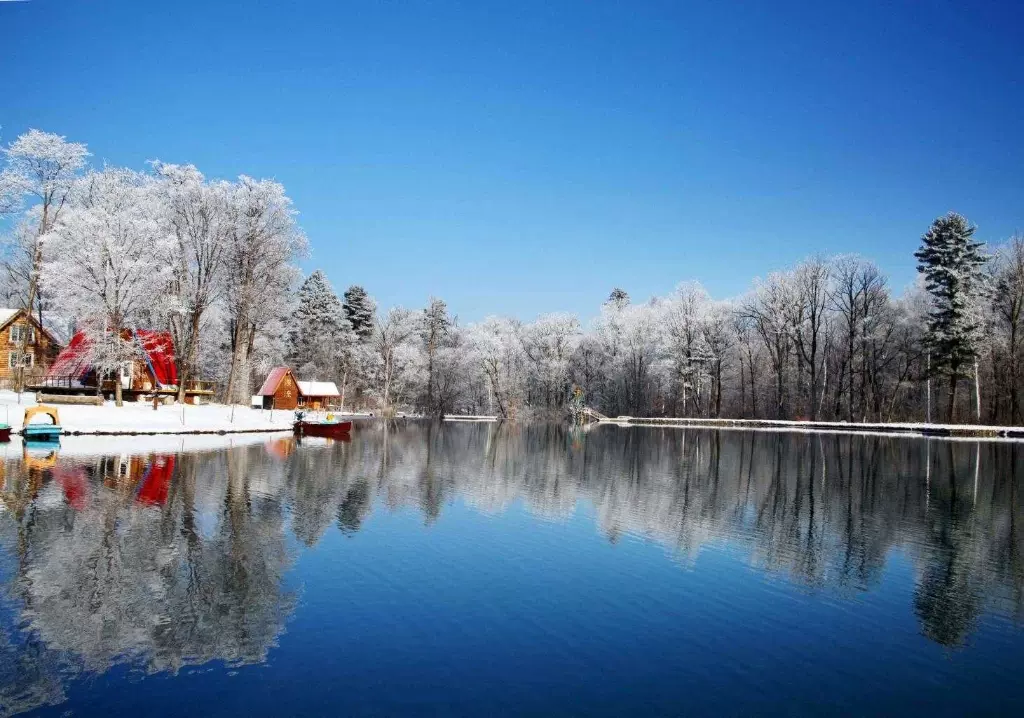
297, 381, 341, 410
257, 367, 301, 410
257, 369, 341, 411
37, 328, 215, 403
0, 308, 61, 389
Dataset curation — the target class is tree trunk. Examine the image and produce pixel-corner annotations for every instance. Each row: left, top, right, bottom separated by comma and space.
926, 353, 932, 423
974, 358, 981, 424
947, 373, 957, 423
339, 367, 349, 413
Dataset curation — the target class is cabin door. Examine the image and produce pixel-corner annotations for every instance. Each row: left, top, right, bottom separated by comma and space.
119, 362, 133, 390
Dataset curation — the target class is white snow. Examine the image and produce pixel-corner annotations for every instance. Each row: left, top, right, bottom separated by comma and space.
0, 390, 297, 435
0, 308, 18, 329
297, 381, 340, 397
599, 415, 1024, 441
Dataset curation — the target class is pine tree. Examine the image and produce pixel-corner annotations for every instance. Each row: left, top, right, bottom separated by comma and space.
607, 288, 629, 308
343, 285, 376, 341
290, 270, 349, 376
914, 212, 989, 421
420, 297, 454, 415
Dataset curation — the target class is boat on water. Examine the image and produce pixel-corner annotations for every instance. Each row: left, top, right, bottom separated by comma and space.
0, 424, 10, 442
22, 405, 62, 445
293, 410, 353, 439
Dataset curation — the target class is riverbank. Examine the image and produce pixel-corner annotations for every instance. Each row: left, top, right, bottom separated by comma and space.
598, 415, 1024, 439
0, 391, 295, 435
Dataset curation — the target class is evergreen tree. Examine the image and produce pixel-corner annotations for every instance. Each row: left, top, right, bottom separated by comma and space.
290, 270, 350, 376
343, 285, 376, 341
420, 297, 454, 415
607, 287, 629, 308
914, 212, 989, 421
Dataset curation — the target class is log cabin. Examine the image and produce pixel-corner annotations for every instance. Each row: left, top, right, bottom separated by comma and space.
0, 308, 61, 389
257, 367, 301, 410
257, 368, 341, 410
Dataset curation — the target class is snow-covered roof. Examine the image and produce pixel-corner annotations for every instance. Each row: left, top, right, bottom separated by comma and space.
297, 381, 340, 397
0, 307, 62, 344
0, 308, 18, 329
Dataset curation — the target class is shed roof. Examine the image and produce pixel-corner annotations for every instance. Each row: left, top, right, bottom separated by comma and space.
257, 367, 294, 396
297, 381, 340, 397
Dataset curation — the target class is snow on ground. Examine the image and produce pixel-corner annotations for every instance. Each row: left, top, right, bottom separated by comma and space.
0, 391, 297, 435
600, 415, 1024, 440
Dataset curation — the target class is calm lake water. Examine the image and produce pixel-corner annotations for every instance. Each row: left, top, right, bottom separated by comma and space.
1, 423, 1023, 716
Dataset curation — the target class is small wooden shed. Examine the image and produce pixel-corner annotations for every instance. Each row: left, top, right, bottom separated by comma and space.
297, 381, 341, 410
257, 367, 301, 410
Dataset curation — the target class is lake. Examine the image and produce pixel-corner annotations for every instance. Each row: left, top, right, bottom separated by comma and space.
1, 423, 1023, 716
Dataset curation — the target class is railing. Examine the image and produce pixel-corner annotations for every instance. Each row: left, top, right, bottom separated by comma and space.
27, 375, 219, 395
26, 374, 94, 390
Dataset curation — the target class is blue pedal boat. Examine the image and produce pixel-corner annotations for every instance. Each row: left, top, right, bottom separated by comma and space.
22, 405, 63, 445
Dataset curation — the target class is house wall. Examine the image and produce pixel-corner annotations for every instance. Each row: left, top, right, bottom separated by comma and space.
272, 373, 300, 410
299, 395, 340, 410
0, 313, 60, 388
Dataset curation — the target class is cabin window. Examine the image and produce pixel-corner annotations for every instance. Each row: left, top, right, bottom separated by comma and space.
9, 325, 36, 344
7, 352, 33, 368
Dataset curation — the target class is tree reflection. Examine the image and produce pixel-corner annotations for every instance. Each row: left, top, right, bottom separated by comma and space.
0, 423, 1023, 714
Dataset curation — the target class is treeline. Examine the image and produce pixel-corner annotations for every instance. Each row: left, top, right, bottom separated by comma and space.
295, 217, 1021, 425
3, 129, 1021, 423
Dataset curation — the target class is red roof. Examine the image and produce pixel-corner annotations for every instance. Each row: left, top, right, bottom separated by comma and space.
258, 367, 293, 396
46, 329, 178, 387
135, 330, 177, 386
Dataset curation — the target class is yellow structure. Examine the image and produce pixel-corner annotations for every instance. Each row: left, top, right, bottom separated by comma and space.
23, 405, 60, 426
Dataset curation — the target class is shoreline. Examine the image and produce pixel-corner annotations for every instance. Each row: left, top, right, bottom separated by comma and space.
594, 415, 1024, 439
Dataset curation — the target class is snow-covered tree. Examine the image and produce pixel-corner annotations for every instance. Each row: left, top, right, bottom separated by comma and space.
467, 317, 527, 419
594, 300, 666, 416
40, 168, 172, 405
915, 212, 989, 421
0, 129, 89, 390
372, 307, 417, 412
343, 285, 376, 341
664, 282, 713, 416
990, 236, 1024, 422
153, 163, 232, 403
419, 297, 454, 416
520, 312, 581, 414
289, 269, 351, 378
222, 176, 307, 404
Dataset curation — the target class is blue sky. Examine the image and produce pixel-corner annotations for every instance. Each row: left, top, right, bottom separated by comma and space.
1, 0, 1022, 321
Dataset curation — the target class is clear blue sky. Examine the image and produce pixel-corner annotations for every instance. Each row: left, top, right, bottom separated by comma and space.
2, 0, 1022, 321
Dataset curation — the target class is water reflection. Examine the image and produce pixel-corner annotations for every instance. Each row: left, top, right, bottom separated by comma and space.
0, 424, 1022, 715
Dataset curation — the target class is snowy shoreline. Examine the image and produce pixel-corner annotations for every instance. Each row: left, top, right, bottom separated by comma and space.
597, 415, 1024, 440
0, 390, 299, 436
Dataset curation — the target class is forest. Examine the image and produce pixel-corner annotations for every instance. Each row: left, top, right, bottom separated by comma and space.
2, 129, 1021, 424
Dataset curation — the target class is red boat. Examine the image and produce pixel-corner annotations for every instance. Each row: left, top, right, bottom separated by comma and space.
294, 419, 353, 439
0, 425, 10, 443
